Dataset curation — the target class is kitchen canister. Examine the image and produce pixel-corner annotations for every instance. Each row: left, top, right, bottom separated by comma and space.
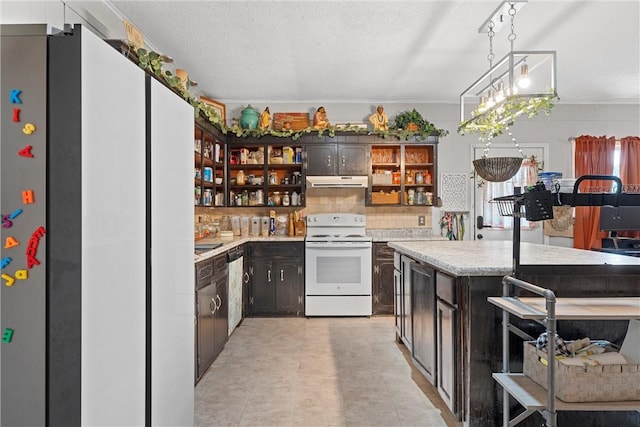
231, 216, 240, 236
240, 216, 249, 236
275, 215, 287, 235
251, 217, 261, 236
261, 216, 270, 236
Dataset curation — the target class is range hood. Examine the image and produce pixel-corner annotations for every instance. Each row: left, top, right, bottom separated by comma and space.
306, 175, 368, 188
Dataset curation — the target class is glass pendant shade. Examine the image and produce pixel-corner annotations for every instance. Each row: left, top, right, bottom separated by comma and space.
518, 63, 531, 88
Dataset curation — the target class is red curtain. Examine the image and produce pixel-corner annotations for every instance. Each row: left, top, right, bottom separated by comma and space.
573, 135, 616, 250
618, 136, 640, 238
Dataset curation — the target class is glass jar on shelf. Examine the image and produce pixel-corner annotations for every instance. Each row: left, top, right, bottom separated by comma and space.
269, 170, 278, 185
282, 191, 290, 206
271, 191, 282, 206
407, 189, 415, 205
415, 187, 426, 205
405, 172, 413, 184
236, 169, 246, 186
203, 189, 213, 206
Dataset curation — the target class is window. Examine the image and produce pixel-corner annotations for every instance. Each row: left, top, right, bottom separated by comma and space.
611, 141, 622, 191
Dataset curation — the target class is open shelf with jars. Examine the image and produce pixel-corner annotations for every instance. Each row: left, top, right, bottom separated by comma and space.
194, 118, 225, 207
368, 143, 436, 207
226, 140, 304, 207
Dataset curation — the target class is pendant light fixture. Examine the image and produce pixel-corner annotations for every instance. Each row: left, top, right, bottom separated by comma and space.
458, 1, 558, 141
459, 1, 558, 182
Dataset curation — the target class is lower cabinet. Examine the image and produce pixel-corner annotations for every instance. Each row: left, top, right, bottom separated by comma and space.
400, 255, 413, 348
410, 260, 436, 385
250, 242, 304, 316
195, 253, 228, 382
242, 248, 251, 318
372, 243, 395, 315
436, 271, 457, 413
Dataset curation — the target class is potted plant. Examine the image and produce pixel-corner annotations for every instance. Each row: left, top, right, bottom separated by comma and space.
392, 109, 448, 139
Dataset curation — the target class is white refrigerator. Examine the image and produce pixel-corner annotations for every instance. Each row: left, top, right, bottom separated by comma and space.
1, 24, 194, 426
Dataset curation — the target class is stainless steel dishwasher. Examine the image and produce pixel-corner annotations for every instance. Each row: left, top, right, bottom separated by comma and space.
227, 246, 244, 335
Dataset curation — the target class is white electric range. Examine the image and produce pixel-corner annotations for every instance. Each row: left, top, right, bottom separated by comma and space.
304, 213, 372, 316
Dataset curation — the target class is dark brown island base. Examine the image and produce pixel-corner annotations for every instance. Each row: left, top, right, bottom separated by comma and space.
388, 240, 640, 427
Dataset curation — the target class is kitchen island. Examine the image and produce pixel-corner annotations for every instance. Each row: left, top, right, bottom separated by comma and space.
388, 240, 640, 427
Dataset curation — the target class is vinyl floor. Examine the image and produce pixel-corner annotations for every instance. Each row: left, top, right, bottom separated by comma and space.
195, 316, 457, 427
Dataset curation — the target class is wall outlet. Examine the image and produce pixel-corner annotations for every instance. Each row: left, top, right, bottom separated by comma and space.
418, 215, 425, 226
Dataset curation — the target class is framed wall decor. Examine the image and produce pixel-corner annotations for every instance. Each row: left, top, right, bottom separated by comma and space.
199, 96, 226, 125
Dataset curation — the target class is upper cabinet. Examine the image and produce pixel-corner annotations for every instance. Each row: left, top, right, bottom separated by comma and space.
207, 133, 438, 208
194, 117, 226, 207
368, 143, 437, 207
227, 136, 305, 208
306, 143, 369, 176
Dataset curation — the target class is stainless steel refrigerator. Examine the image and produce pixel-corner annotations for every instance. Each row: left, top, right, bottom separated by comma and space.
1, 24, 194, 426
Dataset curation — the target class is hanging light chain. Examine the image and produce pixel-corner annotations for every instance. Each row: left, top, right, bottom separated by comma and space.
508, 3, 517, 50
487, 21, 495, 68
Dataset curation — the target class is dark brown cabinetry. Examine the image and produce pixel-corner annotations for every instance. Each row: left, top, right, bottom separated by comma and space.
227, 137, 304, 207
372, 243, 395, 315
195, 253, 228, 381
242, 247, 251, 318
194, 117, 225, 207
410, 261, 436, 385
249, 242, 304, 316
436, 271, 457, 414
306, 144, 369, 176
368, 143, 437, 206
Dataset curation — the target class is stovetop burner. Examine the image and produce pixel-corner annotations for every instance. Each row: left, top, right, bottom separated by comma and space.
305, 213, 370, 243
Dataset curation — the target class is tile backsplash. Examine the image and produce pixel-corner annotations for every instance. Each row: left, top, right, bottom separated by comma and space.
195, 188, 432, 230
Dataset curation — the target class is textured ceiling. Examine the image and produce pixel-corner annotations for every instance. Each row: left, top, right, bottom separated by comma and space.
108, 0, 640, 105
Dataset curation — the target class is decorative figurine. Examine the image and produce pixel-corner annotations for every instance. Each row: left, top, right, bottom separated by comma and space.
369, 105, 389, 131
313, 106, 330, 129
259, 106, 271, 131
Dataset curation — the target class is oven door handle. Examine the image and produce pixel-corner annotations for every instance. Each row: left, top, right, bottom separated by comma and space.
306, 242, 372, 249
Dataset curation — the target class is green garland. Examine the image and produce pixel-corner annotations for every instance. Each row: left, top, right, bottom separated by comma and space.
131, 45, 448, 141
457, 91, 559, 139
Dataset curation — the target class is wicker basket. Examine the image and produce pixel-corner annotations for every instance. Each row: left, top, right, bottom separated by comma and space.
490, 190, 554, 221
473, 157, 523, 182
523, 341, 640, 402
371, 191, 400, 204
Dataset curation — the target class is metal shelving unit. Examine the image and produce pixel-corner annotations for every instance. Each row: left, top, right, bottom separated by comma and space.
488, 175, 640, 427
489, 277, 640, 427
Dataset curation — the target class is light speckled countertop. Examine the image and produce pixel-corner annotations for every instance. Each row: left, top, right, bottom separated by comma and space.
367, 228, 446, 242
194, 235, 304, 262
388, 240, 640, 276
